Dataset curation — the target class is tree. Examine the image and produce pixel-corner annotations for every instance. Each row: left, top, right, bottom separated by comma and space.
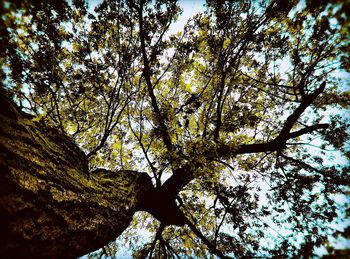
1, 0, 349, 258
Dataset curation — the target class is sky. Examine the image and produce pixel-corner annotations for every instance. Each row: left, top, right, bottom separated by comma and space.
88, 0, 206, 32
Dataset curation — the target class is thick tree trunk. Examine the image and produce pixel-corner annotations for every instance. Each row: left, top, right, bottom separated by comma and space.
0, 89, 153, 258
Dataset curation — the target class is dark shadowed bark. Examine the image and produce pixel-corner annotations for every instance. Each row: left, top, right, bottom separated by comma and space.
0, 89, 153, 258
0, 88, 222, 258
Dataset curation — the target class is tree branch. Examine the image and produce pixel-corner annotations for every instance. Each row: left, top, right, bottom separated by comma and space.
288, 123, 329, 139
228, 82, 327, 155
149, 223, 165, 258
276, 81, 326, 141
184, 216, 232, 259
137, 4, 173, 151
280, 152, 322, 173
86, 96, 131, 159
230, 123, 329, 155
160, 82, 328, 200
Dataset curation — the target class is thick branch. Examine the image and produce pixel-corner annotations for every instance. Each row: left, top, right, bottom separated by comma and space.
232, 82, 327, 154
138, 185, 187, 226
231, 123, 329, 155
276, 81, 326, 141
149, 223, 166, 258
159, 164, 195, 199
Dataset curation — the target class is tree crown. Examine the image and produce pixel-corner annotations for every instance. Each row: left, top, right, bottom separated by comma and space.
1, 0, 350, 257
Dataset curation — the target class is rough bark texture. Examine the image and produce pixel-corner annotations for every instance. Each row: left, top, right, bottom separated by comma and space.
0, 89, 153, 258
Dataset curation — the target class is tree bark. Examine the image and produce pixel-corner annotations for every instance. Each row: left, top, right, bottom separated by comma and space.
0, 89, 153, 258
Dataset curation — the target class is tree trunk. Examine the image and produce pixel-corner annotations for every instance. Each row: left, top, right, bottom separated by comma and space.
0, 89, 153, 258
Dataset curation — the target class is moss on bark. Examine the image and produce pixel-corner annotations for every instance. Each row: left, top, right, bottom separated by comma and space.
0, 89, 153, 258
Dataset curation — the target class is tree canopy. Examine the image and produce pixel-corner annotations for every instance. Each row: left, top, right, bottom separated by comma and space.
1, 0, 350, 257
